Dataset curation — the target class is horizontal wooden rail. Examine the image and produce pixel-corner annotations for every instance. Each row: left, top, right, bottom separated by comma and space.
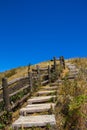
0, 78, 49, 103
11, 93, 30, 109
10, 85, 29, 97
0, 85, 29, 102
0, 76, 28, 90
41, 80, 49, 85
8, 76, 28, 86
0, 93, 30, 116
0, 56, 65, 114
0, 74, 48, 90
40, 74, 48, 77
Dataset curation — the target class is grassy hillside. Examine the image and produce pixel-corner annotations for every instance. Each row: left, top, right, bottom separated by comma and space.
0, 58, 87, 130
0, 60, 59, 84
55, 58, 87, 130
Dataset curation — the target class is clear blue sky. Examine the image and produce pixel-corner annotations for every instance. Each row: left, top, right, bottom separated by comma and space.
0, 0, 87, 72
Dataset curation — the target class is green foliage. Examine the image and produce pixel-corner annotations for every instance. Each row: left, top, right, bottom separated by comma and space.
10, 88, 29, 103
69, 95, 87, 112
0, 111, 12, 127
63, 95, 87, 130
57, 74, 87, 130
0, 123, 5, 129
46, 123, 51, 130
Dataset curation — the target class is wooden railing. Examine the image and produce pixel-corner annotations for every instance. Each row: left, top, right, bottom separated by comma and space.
0, 56, 65, 116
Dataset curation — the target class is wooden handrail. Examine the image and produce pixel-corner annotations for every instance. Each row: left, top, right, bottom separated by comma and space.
0, 56, 64, 113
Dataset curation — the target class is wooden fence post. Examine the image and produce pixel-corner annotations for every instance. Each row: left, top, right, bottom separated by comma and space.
2, 77, 10, 112
36, 65, 41, 86
28, 64, 33, 92
53, 57, 57, 71
29, 72, 33, 93
48, 65, 51, 83
59, 56, 65, 69
28, 64, 31, 76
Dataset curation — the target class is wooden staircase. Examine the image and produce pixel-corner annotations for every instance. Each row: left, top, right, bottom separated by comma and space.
12, 60, 79, 130
12, 85, 58, 129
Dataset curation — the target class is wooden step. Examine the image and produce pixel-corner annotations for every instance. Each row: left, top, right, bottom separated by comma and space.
12, 115, 56, 129
37, 90, 56, 96
27, 96, 56, 104
69, 72, 78, 75
41, 86, 58, 90
20, 103, 55, 115
70, 68, 79, 71
26, 103, 55, 108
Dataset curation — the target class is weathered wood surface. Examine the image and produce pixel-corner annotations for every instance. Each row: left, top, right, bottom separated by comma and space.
0, 85, 29, 102
20, 103, 55, 115
69, 72, 79, 75
0, 78, 29, 95
66, 63, 77, 70
37, 90, 56, 96
2, 78, 10, 111
59, 56, 65, 69
41, 80, 49, 85
26, 103, 55, 108
29, 72, 33, 92
1, 56, 61, 120
53, 57, 57, 71
10, 85, 29, 97
40, 73, 48, 77
42, 86, 58, 90
0, 79, 49, 102
8, 76, 28, 86
27, 95, 56, 104
12, 115, 56, 129
11, 93, 30, 109
65, 76, 76, 80
0, 76, 28, 90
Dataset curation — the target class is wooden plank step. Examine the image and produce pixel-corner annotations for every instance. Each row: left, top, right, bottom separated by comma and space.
69, 72, 78, 75
41, 86, 57, 90
12, 115, 56, 129
27, 96, 56, 104
26, 103, 55, 108
20, 103, 55, 115
70, 70, 78, 72
51, 80, 62, 84
37, 90, 56, 95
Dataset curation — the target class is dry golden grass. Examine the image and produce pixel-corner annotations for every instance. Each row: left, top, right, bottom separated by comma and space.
62, 67, 69, 78
0, 60, 60, 84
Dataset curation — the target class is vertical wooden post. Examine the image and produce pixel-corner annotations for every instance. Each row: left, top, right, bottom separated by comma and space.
29, 72, 33, 93
36, 65, 41, 86
53, 57, 56, 71
28, 64, 31, 76
62, 56, 65, 69
59, 56, 65, 69
2, 77, 10, 112
59, 56, 62, 67
28, 65, 33, 93
36, 65, 40, 75
48, 65, 51, 83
